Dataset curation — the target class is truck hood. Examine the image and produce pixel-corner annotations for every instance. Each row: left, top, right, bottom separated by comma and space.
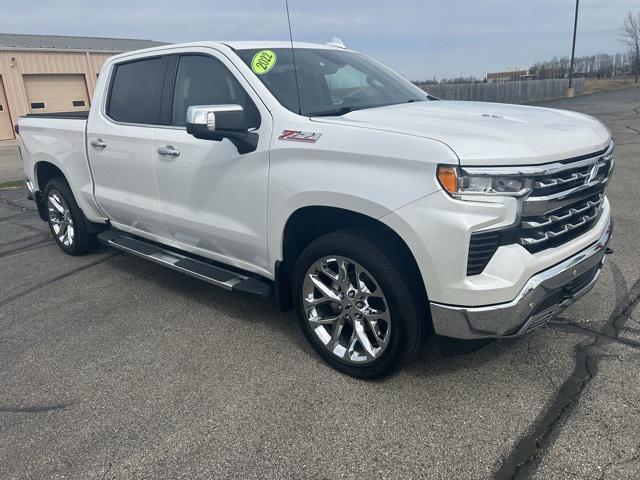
313, 101, 611, 166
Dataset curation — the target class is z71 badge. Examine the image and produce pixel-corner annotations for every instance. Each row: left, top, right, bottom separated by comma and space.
278, 130, 322, 143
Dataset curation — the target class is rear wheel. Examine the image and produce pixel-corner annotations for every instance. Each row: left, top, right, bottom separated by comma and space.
293, 230, 425, 378
44, 178, 99, 255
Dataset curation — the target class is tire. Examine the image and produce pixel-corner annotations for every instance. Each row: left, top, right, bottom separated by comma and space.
292, 230, 426, 379
43, 177, 99, 255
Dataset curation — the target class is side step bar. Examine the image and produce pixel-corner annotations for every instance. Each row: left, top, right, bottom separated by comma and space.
97, 230, 273, 298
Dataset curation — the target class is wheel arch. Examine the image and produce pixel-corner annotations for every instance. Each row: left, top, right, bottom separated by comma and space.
275, 205, 428, 314
32, 160, 68, 221
33, 160, 106, 234
35, 160, 66, 191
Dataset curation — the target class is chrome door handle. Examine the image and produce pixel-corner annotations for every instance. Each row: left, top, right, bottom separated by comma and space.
90, 138, 107, 148
157, 145, 180, 157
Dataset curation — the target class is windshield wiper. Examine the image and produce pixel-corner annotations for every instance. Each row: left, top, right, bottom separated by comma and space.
308, 100, 425, 117
307, 105, 363, 117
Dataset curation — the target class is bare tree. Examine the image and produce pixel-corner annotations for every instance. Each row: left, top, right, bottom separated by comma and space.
621, 10, 640, 83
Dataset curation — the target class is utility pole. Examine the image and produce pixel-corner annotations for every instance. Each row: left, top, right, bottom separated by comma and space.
567, 0, 580, 96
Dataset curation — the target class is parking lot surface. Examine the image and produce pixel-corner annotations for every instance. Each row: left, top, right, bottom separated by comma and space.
1, 89, 639, 479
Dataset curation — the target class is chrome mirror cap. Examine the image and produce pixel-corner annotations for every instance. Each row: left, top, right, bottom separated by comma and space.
186, 105, 244, 132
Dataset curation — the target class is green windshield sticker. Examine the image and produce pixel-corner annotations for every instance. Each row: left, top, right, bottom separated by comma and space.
251, 50, 277, 74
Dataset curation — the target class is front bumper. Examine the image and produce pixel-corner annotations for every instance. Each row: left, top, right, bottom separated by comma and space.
430, 219, 612, 339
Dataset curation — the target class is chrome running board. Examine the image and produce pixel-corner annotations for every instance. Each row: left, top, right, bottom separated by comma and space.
97, 229, 273, 298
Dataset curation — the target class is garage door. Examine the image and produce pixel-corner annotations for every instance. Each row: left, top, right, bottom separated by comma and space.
0, 76, 14, 140
23, 74, 90, 114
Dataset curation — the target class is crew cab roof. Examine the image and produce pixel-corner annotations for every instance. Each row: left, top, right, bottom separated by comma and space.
108, 40, 344, 62
222, 41, 342, 51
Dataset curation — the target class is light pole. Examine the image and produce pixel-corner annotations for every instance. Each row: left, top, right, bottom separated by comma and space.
567, 0, 580, 96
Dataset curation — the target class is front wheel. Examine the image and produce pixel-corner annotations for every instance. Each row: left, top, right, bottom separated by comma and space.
292, 230, 426, 378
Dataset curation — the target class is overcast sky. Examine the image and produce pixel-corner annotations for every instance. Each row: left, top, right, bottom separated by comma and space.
3, 0, 638, 80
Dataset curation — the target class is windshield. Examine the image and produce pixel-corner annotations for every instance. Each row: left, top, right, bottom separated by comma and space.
236, 48, 429, 116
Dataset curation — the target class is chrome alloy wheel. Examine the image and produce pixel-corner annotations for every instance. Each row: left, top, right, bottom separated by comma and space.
302, 256, 391, 364
47, 190, 75, 247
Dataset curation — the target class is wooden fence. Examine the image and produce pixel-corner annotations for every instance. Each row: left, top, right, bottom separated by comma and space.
422, 78, 585, 104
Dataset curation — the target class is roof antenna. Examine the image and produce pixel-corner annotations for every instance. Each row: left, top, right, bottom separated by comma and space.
285, 0, 302, 115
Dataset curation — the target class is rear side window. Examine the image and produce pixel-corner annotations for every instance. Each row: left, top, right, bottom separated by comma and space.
107, 57, 166, 124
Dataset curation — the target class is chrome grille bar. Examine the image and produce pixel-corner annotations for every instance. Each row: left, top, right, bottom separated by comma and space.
532, 170, 590, 189
521, 194, 604, 229
520, 207, 603, 246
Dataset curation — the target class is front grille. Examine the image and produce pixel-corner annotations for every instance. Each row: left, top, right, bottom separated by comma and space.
519, 192, 605, 253
518, 150, 612, 253
465, 144, 613, 276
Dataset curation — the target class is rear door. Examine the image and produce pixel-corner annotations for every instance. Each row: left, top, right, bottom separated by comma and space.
87, 56, 168, 236
152, 51, 272, 272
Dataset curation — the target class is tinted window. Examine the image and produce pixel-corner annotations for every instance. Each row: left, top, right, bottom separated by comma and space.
108, 57, 165, 124
171, 55, 260, 128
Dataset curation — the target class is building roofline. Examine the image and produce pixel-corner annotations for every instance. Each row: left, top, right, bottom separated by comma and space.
0, 32, 158, 42
0, 32, 165, 52
0, 47, 124, 54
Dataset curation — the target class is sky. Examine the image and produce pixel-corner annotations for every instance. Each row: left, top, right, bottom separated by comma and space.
3, 0, 638, 80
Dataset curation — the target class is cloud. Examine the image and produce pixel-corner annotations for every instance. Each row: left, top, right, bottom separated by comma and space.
2, 0, 638, 79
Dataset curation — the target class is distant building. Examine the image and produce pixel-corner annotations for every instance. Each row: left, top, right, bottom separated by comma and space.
0, 33, 165, 142
486, 69, 536, 83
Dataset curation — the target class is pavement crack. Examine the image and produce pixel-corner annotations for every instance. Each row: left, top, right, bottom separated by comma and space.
0, 402, 71, 413
493, 263, 640, 480
549, 321, 640, 349
627, 125, 640, 135
0, 239, 55, 260
0, 211, 33, 222
0, 196, 31, 212
0, 233, 51, 249
100, 453, 115, 480
0, 253, 120, 309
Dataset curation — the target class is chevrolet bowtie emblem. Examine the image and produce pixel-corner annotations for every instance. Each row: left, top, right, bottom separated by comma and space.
586, 163, 600, 184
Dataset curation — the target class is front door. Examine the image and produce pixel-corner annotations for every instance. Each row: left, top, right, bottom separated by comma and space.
87, 56, 169, 236
153, 52, 272, 273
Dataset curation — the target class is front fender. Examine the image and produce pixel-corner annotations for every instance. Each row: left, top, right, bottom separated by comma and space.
269, 191, 394, 265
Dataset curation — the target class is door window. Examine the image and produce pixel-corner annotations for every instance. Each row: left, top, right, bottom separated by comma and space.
107, 57, 166, 124
171, 55, 260, 128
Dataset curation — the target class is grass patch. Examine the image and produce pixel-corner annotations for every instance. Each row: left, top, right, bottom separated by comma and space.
584, 77, 640, 95
0, 180, 25, 190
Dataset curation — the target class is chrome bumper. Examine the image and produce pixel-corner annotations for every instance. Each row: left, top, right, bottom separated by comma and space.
430, 219, 612, 340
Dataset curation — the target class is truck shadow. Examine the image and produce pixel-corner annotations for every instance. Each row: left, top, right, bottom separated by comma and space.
103, 246, 529, 382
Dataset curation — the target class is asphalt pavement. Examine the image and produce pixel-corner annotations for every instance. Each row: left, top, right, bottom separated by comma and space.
0, 142, 23, 183
1, 88, 639, 479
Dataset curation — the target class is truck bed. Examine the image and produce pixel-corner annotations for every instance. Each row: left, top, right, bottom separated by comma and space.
18, 114, 105, 222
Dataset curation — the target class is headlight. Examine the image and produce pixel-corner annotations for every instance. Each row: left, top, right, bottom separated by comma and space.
437, 165, 529, 198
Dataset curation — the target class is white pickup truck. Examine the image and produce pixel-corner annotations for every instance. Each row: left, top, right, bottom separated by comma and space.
19, 41, 614, 378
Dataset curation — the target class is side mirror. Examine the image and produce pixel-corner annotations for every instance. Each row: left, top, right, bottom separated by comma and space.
186, 105, 258, 154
